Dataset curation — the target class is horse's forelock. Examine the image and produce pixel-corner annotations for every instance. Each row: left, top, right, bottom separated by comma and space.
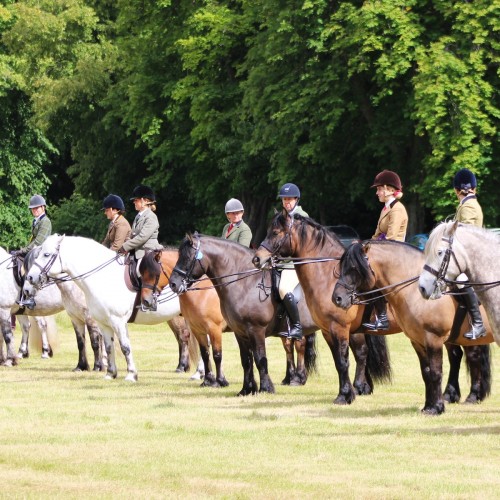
425, 222, 449, 258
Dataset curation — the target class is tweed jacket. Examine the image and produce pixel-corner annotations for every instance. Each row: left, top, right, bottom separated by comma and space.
102, 214, 132, 252
372, 200, 408, 242
121, 208, 162, 258
222, 220, 252, 248
21, 214, 52, 253
454, 195, 483, 227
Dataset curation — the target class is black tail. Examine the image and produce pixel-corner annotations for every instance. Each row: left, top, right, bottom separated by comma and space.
365, 335, 392, 384
304, 332, 318, 375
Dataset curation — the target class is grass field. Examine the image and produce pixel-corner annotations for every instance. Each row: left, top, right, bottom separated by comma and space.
1, 313, 499, 499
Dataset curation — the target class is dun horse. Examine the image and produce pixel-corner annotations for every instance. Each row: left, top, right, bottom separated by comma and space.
26, 234, 189, 381
332, 240, 494, 414
169, 233, 390, 397
0, 245, 104, 371
419, 221, 500, 346
253, 214, 394, 406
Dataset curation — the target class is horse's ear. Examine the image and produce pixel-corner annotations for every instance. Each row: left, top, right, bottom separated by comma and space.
451, 220, 459, 236
154, 249, 162, 263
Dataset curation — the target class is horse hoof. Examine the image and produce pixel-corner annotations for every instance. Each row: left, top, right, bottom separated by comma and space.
104, 374, 114, 380
41, 352, 50, 359
125, 373, 138, 382
3, 359, 14, 367
190, 371, 203, 381
333, 395, 352, 405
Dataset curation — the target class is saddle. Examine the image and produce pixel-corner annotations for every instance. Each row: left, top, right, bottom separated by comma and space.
122, 254, 142, 324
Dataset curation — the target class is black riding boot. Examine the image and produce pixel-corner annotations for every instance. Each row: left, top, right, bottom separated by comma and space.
282, 293, 303, 341
462, 287, 486, 340
362, 297, 389, 331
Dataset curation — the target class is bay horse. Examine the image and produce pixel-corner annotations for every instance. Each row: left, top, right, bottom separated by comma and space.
141, 249, 317, 387
332, 240, 495, 414
169, 233, 391, 397
25, 234, 187, 381
253, 214, 395, 406
419, 221, 500, 346
0, 245, 104, 371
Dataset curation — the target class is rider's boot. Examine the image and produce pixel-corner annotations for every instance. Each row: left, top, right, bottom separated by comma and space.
363, 298, 389, 331
462, 287, 486, 340
282, 293, 303, 341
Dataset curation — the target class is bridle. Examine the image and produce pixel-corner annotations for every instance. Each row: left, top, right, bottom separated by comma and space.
30, 243, 62, 288
422, 234, 464, 287
172, 233, 207, 291
259, 216, 294, 257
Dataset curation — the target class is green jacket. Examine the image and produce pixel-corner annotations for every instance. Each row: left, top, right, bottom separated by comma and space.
21, 214, 52, 253
222, 220, 252, 247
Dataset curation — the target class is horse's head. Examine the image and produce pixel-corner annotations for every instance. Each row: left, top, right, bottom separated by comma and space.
332, 242, 375, 309
139, 250, 164, 311
419, 221, 459, 300
169, 232, 207, 294
253, 212, 297, 269
26, 234, 65, 290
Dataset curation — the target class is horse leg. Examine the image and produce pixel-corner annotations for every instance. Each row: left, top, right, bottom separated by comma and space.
198, 339, 217, 387
291, 337, 308, 386
411, 340, 445, 415
16, 314, 30, 359
167, 317, 191, 373
1, 311, 17, 366
207, 325, 228, 387
234, 334, 257, 396
323, 330, 356, 405
250, 330, 275, 394
115, 323, 138, 382
349, 333, 372, 396
443, 344, 462, 403
280, 337, 296, 386
99, 326, 117, 380
463, 345, 491, 404
86, 320, 105, 371
34, 317, 53, 359
70, 319, 90, 372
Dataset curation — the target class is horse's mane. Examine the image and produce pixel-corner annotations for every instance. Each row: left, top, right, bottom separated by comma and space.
271, 213, 345, 253
365, 238, 423, 254
179, 233, 254, 263
339, 242, 372, 284
426, 221, 499, 258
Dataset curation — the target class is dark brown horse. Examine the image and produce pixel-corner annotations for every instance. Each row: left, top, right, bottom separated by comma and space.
253, 213, 398, 405
141, 249, 320, 386
169, 233, 391, 397
332, 240, 494, 414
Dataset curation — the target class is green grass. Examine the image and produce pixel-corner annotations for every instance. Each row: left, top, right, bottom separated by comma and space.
1, 313, 499, 499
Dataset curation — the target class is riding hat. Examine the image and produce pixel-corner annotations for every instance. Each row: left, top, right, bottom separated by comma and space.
278, 183, 301, 198
28, 194, 46, 208
103, 194, 125, 211
453, 168, 477, 190
225, 198, 244, 213
130, 185, 156, 201
371, 170, 402, 191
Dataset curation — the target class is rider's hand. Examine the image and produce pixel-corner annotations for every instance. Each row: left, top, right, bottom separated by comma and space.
117, 247, 127, 255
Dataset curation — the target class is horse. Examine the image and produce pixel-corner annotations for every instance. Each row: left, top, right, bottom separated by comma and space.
253, 213, 395, 406
169, 233, 391, 397
419, 221, 500, 346
141, 248, 315, 387
25, 234, 188, 381
0, 245, 104, 371
140, 249, 230, 387
332, 239, 495, 414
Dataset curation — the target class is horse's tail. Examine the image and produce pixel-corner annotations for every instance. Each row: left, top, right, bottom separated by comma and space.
304, 332, 318, 375
466, 344, 492, 399
28, 315, 59, 354
365, 334, 392, 384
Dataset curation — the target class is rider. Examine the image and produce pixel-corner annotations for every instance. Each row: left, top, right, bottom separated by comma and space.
16, 195, 52, 257
118, 185, 162, 274
363, 170, 408, 331
453, 168, 486, 340
277, 182, 308, 341
222, 198, 252, 247
102, 194, 131, 252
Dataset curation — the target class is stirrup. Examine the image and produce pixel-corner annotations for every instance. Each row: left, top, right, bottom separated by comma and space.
362, 316, 389, 331
464, 326, 487, 340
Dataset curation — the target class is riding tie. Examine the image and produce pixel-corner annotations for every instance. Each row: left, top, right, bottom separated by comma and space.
226, 223, 234, 237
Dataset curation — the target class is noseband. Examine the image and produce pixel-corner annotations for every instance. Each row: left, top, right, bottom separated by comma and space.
423, 234, 463, 286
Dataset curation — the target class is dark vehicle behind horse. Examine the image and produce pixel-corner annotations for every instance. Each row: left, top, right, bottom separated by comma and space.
169, 234, 391, 397
332, 240, 494, 414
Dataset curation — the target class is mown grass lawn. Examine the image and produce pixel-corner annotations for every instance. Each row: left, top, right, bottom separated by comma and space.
0, 313, 498, 499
